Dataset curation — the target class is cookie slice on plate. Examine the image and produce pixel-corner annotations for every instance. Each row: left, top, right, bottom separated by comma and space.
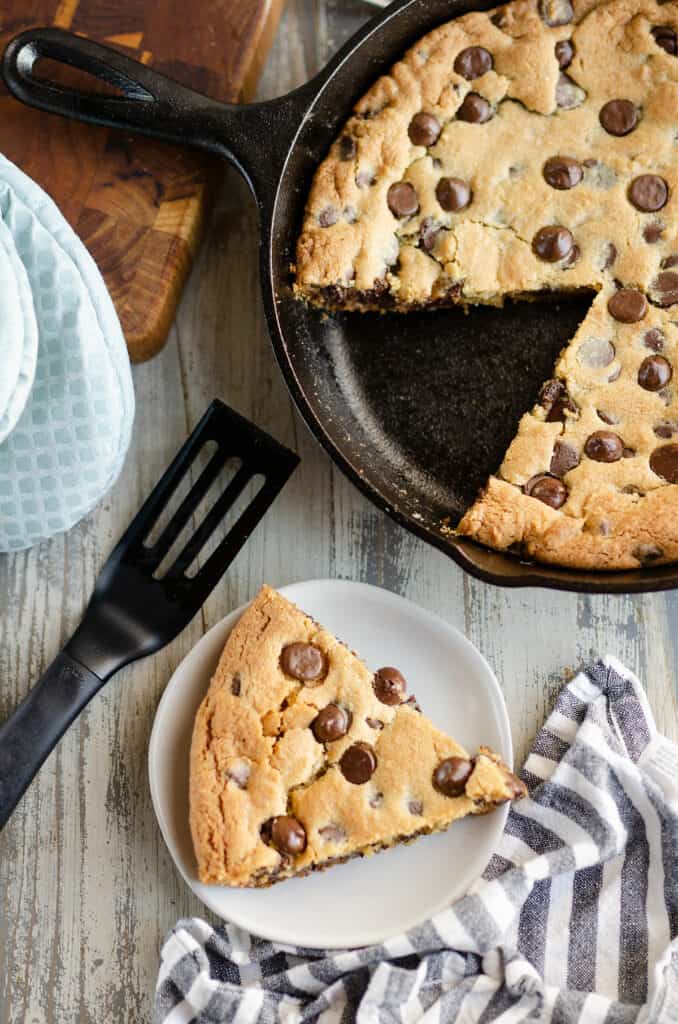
190, 585, 525, 887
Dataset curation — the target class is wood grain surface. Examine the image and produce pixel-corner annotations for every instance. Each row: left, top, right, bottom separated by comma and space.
0, 0, 286, 363
1, 1, 678, 1020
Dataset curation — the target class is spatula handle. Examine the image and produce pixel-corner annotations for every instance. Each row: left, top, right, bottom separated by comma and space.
0, 651, 103, 830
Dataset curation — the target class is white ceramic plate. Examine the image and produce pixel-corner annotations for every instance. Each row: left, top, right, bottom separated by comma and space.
149, 579, 513, 949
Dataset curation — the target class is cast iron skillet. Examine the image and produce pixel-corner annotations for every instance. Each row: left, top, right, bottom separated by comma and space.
4, 5, 677, 594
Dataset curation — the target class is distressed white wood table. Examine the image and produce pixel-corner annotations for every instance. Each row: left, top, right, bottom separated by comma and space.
1, 2, 677, 1020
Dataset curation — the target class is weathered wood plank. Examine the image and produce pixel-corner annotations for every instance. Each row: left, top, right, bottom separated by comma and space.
1, 2, 677, 1020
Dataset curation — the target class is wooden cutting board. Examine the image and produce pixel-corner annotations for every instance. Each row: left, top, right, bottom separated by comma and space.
0, 0, 286, 362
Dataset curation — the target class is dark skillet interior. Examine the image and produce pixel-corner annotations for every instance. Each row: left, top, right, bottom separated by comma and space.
264, 0, 677, 594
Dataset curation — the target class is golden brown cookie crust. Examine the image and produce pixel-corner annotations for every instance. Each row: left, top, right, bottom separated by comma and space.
189, 586, 525, 887
293, 0, 678, 571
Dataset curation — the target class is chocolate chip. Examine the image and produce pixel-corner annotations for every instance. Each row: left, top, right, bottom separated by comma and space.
339, 135, 356, 161
436, 177, 472, 211
550, 441, 580, 477
598, 410, 619, 425
622, 447, 636, 459
318, 824, 346, 842
374, 666, 407, 705
524, 474, 568, 508
652, 25, 677, 54
653, 271, 678, 307
318, 206, 338, 228
268, 816, 307, 855
638, 355, 673, 391
226, 760, 250, 789
356, 169, 376, 188
419, 217, 442, 253
540, 379, 577, 422
454, 46, 493, 80
607, 288, 647, 323
280, 643, 327, 682
532, 225, 574, 262
312, 704, 350, 743
231, 674, 241, 696
543, 156, 582, 190
457, 92, 492, 123
408, 112, 442, 146
599, 99, 639, 136
628, 174, 669, 212
433, 757, 473, 797
387, 181, 419, 218
540, 0, 573, 26
563, 244, 581, 269
655, 422, 676, 438
645, 328, 665, 352
578, 337, 615, 368
643, 222, 664, 243
340, 743, 377, 785
555, 39, 575, 68
366, 717, 384, 730
556, 73, 585, 109
602, 242, 618, 269
584, 430, 624, 462
662, 254, 678, 269
408, 799, 424, 816
651, 443, 678, 482
633, 544, 664, 565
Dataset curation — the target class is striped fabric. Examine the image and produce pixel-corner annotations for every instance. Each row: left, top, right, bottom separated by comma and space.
154, 657, 678, 1023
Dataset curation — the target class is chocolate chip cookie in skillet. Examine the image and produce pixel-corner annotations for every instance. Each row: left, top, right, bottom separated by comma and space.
189, 586, 525, 887
293, 0, 678, 571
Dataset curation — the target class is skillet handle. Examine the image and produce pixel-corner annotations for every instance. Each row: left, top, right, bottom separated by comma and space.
2, 27, 306, 187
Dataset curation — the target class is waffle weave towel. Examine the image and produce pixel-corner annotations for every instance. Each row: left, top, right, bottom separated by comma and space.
154, 656, 678, 1023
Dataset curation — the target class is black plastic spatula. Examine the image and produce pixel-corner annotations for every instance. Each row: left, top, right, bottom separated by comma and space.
0, 400, 299, 830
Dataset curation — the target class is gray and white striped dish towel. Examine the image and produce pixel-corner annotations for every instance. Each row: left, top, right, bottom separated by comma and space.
155, 656, 678, 1023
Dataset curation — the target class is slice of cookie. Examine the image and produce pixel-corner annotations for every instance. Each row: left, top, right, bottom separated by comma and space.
190, 585, 525, 887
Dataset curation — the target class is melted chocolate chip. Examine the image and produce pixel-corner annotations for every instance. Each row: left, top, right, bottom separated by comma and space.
231, 674, 241, 696
374, 666, 407, 705
268, 816, 307, 856
555, 39, 575, 68
584, 430, 624, 462
408, 799, 424, 816
312, 704, 350, 743
634, 544, 664, 565
433, 757, 473, 797
643, 222, 664, 243
338, 135, 356, 161
642, 327, 663, 350
524, 474, 568, 508
599, 99, 639, 136
457, 92, 492, 123
318, 824, 347, 842
607, 288, 647, 323
318, 206, 338, 228
543, 156, 582, 191
578, 337, 615, 368
532, 225, 574, 262
280, 643, 327, 682
340, 743, 377, 785
436, 177, 472, 211
638, 355, 673, 391
540, 380, 578, 422
628, 174, 669, 212
366, 717, 384, 730
369, 792, 384, 809
654, 422, 676, 438
653, 271, 678, 307
419, 217, 442, 253
602, 242, 618, 268
356, 169, 376, 189
408, 112, 441, 146
550, 441, 580, 477
387, 181, 419, 218
598, 409, 619, 425
652, 25, 677, 54
556, 73, 585, 109
662, 254, 678, 270
650, 443, 678, 482
454, 46, 493, 79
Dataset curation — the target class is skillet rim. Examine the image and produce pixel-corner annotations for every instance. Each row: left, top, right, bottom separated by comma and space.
259, 0, 678, 595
